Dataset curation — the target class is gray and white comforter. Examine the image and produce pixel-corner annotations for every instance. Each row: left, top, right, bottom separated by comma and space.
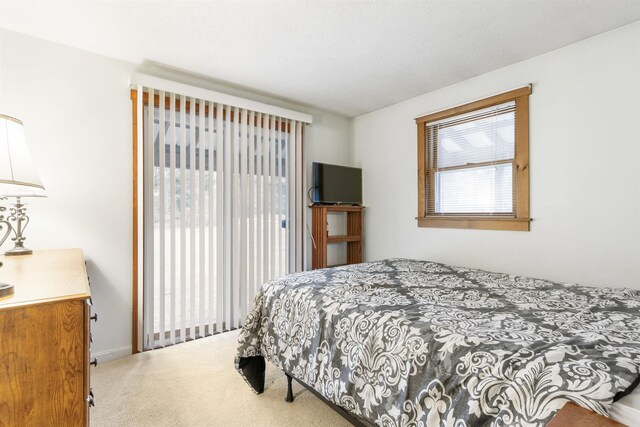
235, 259, 640, 426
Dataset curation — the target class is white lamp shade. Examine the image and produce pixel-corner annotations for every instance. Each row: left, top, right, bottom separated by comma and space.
0, 114, 46, 197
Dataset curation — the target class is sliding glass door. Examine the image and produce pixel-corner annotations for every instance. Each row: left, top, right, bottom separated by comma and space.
136, 88, 304, 351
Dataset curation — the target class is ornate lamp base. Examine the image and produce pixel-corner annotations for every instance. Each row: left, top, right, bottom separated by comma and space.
4, 246, 32, 256
1, 197, 33, 256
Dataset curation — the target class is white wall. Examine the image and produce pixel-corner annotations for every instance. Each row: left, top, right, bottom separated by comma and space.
0, 29, 351, 360
351, 21, 640, 289
0, 29, 136, 361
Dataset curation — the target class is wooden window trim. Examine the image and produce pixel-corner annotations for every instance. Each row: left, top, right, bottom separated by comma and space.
131, 90, 139, 353
415, 86, 531, 231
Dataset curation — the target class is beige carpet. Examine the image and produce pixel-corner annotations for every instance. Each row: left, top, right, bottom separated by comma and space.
91, 330, 352, 426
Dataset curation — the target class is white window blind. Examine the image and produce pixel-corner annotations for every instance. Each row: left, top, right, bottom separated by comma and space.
426, 101, 516, 215
138, 86, 306, 350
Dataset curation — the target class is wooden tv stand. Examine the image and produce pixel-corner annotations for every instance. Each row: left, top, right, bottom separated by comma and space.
311, 205, 363, 269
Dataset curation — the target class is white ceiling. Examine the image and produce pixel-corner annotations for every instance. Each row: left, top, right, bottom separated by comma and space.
1, 1, 640, 117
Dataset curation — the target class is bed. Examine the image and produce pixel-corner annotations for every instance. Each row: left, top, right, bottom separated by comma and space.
235, 259, 640, 426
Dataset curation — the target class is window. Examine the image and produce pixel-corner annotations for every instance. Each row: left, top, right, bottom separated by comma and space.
416, 86, 531, 231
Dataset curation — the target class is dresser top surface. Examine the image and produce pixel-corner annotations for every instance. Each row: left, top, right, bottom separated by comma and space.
0, 249, 90, 309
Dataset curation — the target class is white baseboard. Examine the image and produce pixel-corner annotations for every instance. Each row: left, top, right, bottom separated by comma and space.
92, 345, 132, 363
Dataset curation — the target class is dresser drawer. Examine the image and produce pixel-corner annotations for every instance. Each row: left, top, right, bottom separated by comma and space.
0, 299, 88, 425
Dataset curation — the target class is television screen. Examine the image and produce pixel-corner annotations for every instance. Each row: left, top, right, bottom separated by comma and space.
312, 162, 362, 205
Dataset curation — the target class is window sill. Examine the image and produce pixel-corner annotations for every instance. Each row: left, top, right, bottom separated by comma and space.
416, 216, 531, 231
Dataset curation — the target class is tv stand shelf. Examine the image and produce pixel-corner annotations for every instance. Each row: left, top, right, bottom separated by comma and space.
312, 205, 364, 270
326, 235, 361, 243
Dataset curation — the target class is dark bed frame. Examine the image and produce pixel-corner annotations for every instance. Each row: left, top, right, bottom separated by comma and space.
238, 355, 370, 425
283, 371, 372, 427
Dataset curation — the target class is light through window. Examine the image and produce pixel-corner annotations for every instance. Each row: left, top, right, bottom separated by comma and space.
431, 101, 515, 215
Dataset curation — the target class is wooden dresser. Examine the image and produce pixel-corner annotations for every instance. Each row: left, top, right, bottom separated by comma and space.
0, 249, 92, 426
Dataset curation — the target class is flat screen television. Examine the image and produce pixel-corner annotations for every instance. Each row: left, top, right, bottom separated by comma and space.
312, 162, 362, 205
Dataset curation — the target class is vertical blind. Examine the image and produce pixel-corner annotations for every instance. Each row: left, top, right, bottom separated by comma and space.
138, 86, 305, 350
426, 101, 516, 215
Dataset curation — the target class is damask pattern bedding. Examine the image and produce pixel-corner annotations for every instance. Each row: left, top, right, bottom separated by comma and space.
235, 259, 640, 426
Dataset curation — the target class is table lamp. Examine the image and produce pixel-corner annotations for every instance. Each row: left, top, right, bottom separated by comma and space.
0, 114, 46, 256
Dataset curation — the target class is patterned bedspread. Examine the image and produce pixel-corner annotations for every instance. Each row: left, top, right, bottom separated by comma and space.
235, 259, 640, 426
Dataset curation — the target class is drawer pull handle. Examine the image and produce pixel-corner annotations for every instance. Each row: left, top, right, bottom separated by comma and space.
90, 313, 98, 322
90, 358, 98, 367
90, 333, 93, 343
87, 394, 95, 407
